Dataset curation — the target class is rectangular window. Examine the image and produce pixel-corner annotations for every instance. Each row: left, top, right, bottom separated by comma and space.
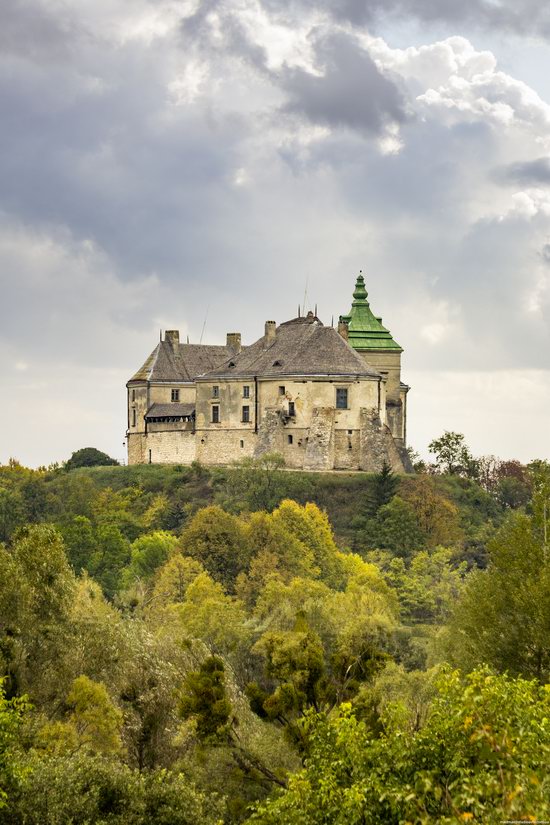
212, 405, 220, 423
148, 449, 152, 464
288, 434, 293, 444
242, 405, 250, 423
288, 401, 295, 417
279, 385, 285, 396
240, 439, 244, 448
132, 409, 136, 427
243, 385, 250, 398
132, 389, 136, 402
336, 388, 348, 409
212, 385, 219, 398
171, 388, 180, 402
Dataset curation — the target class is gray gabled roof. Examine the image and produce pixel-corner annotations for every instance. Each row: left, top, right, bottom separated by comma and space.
199, 315, 381, 380
129, 341, 235, 383
145, 403, 195, 419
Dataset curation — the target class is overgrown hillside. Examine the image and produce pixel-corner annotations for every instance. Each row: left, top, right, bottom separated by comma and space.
0, 450, 548, 824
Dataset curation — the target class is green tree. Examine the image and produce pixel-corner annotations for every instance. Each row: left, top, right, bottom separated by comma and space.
179, 656, 286, 788
89, 524, 131, 599
0, 681, 27, 810
0, 487, 25, 543
447, 512, 550, 680
428, 431, 479, 478
122, 530, 178, 587
65, 447, 119, 470
363, 461, 399, 518
361, 496, 425, 558
179, 506, 250, 591
249, 668, 550, 825
59, 515, 98, 574
40, 675, 123, 756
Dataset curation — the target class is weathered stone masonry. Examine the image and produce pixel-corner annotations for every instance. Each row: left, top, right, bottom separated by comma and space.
126, 275, 411, 472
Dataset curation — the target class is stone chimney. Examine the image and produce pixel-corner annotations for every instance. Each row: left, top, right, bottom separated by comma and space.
265, 320, 276, 345
165, 330, 180, 352
226, 332, 242, 354
338, 319, 349, 341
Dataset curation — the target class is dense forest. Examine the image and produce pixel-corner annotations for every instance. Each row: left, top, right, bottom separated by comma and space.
0, 435, 549, 824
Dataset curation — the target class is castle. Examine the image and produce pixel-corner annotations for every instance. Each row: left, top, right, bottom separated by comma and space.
126, 274, 411, 472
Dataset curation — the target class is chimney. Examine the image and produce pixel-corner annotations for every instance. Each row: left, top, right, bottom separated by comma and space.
338, 319, 349, 341
265, 320, 276, 345
165, 330, 180, 352
226, 332, 242, 354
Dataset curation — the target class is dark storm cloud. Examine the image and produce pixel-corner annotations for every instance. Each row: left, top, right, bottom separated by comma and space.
494, 157, 550, 186
279, 32, 409, 135
261, 0, 550, 37
0, 0, 76, 61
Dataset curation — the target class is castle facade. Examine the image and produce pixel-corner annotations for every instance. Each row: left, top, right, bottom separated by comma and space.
126, 274, 410, 472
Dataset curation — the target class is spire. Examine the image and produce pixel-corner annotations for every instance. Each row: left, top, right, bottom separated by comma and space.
340, 270, 402, 352
352, 271, 368, 303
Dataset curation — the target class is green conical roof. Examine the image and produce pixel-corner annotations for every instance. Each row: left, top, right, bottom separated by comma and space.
340, 272, 402, 352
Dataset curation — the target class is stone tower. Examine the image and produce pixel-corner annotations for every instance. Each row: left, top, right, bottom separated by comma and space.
340, 272, 409, 447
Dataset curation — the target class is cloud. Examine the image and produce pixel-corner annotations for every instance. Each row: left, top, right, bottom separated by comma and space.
1, 0, 550, 464
279, 32, 409, 136
261, 0, 550, 39
495, 157, 550, 185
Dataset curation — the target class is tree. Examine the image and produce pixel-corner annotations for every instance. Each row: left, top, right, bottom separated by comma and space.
0, 487, 25, 543
0, 681, 27, 810
446, 512, 550, 681
179, 656, 286, 788
38, 675, 123, 756
249, 668, 550, 825
179, 506, 251, 591
122, 530, 178, 587
400, 476, 462, 548
360, 496, 425, 558
363, 461, 399, 518
220, 453, 288, 513
428, 431, 479, 478
65, 448, 119, 470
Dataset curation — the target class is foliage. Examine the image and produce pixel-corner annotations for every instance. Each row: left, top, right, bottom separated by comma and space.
428, 431, 479, 478
0, 681, 27, 809
446, 511, 550, 680
249, 668, 550, 824
65, 447, 119, 470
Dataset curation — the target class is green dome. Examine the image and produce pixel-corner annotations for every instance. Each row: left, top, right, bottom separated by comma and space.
340, 272, 402, 352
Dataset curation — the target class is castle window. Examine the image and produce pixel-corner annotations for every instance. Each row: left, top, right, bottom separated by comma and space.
287, 434, 293, 445
288, 401, 296, 417
171, 389, 180, 402
132, 389, 136, 402
212, 405, 220, 423
279, 385, 285, 396
243, 385, 250, 398
336, 388, 348, 409
132, 409, 136, 427
212, 386, 219, 398
240, 440, 244, 448
148, 449, 152, 464
242, 405, 250, 423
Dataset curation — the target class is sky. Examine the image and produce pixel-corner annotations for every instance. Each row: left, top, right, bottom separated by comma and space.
1, 0, 550, 467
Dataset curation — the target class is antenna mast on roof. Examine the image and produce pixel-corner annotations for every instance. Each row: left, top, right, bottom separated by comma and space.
314, 303, 318, 317
302, 275, 309, 315
199, 306, 210, 345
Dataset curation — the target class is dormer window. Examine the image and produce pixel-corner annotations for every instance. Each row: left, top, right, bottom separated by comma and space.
273, 360, 282, 367
228, 361, 236, 368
